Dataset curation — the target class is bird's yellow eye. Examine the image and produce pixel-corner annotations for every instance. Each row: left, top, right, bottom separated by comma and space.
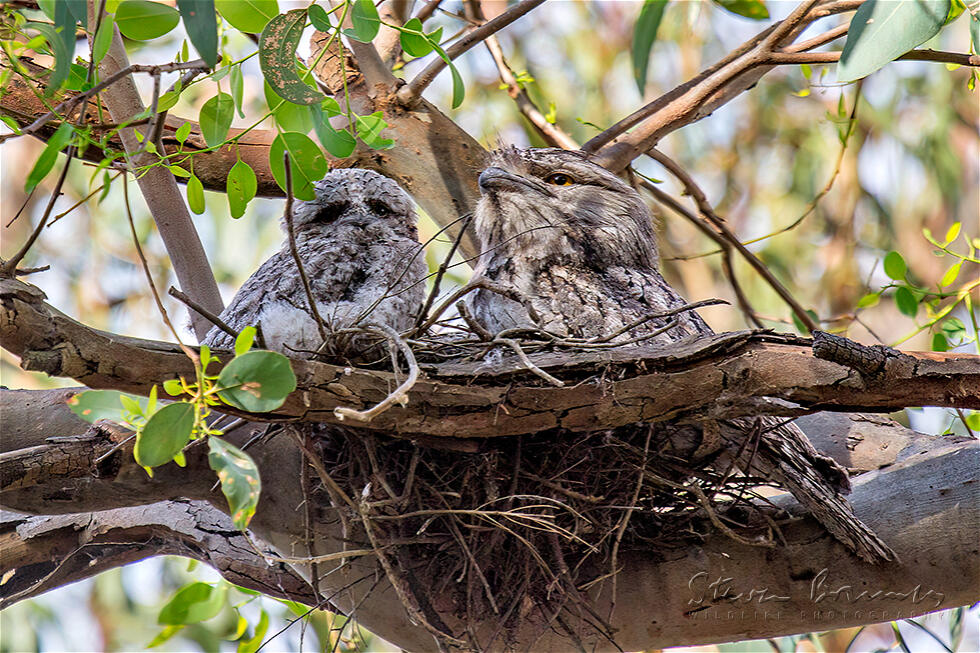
545, 173, 574, 186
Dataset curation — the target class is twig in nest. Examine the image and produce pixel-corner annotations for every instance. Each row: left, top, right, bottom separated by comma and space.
494, 338, 565, 387
282, 156, 330, 346
588, 298, 728, 343
609, 426, 651, 620
643, 470, 775, 549
415, 213, 472, 329
334, 324, 420, 423
456, 300, 493, 340
413, 276, 543, 337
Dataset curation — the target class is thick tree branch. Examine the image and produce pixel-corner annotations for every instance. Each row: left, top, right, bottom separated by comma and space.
3, 278, 978, 441
85, 3, 222, 337
0, 502, 315, 609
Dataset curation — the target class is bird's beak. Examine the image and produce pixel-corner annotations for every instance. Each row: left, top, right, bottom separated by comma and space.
478, 167, 545, 195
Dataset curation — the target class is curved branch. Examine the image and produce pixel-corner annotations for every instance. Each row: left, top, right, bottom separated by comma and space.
3, 278, 978, 440
0, 501, 315, 609
397, 0, 546, 105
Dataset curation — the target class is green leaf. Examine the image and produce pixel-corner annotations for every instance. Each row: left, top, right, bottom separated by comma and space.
24, 22, 72, 95
146, 625, 183, 649
970, 11, 979, 54
837, 0, 951, 83
157, 89, 182, 113
312, 105, 356, 158
199, 92, 235, 147
174, 122, 193, 144
67, 389, 145, 424
177, 0, 219, 68
116, 0, 181, 40
230, 64, 245, 118
215, 0, 278, 33
135, 402, 195, 468
236, 608, 269, 653
208, 437, 261, 529
941, 317, 966, 341
355, 111, 394, 149
217, 350, 296, 412
269, 131, 328, 201
712, 0, 769, 20
163, 378, 184, 396
92, 14, 115, 65
264, 82, 314, 133
400, 18, 434, 57
168, 165, 191, 177
259, 9, 326, 105
883, 250, 907, 280
631, 0, 669, 95
25, 122, 73, 193
940, 260, 962, 287
791, 308, 819, 335
932, 332, 949, 352
158, 582, 228, 625
235, 326, 257, 356
894, 286, 919, 317
944, 221, 961, 244
187, 174, 206, 214
346, 0, 380, 42
226, 160, 258, 218
307, 3, 333, 31
856, 292, 880, 308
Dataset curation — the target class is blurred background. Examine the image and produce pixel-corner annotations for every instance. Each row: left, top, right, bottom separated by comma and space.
2, 1, 977, 651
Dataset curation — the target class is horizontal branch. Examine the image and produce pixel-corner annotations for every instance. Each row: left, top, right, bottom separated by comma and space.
3, 278, 978, 440
1, 58, 486, 261
0, 501, 315, 609
769, 48, 980, 66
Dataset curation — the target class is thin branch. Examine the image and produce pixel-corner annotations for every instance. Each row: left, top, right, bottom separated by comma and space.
0, 145, 74, 276
493, 338, 564, 387
0, 60, 208, 145
398, 0, 546, 105
768, 49, 980, 66
785, 22, 850, 53
469, 0, 578, 149
281, 155, 330, 347
168, 286, 238, 344
645, 149, 818, 333
334, 324, 420, 422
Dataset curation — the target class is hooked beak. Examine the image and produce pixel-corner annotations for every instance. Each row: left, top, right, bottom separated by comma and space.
478, 167, 553, 196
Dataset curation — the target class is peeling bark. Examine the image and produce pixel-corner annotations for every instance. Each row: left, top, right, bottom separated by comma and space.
2, 278, 977, 442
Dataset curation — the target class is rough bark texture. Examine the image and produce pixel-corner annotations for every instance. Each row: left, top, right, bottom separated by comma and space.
3, 278, 977, 440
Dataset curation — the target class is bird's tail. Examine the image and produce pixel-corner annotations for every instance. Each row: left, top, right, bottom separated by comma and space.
723, 417, 897, 564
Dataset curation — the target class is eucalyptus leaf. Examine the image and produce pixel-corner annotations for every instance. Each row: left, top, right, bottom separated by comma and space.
632, 0, 669, 95
186, 174, 206, 214
883, 250, 907, 280
838, 0, 951, 82
712, 0, 769, 20
259, 9, 326, 105
157, 582, 228, 625
312, 104, 356, 158
25, 122, 73, 193
116, 0, 181, 40
199, 92, 235, 147
134, 402, 195, 468
208, 437, 261, 529
268, 132, 328, 201
307, 3, 333, 31
215, 0, 278, 33
400, 18, 434, 57
346, 0, 380, 42
894, 286, 919, 317
177, 0, 218, 68
24, 22, 71, 95
226, 160, 257, 218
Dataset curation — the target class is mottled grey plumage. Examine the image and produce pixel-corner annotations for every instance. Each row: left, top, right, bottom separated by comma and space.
203, 169, 426, 361
467, 147, 894, 562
